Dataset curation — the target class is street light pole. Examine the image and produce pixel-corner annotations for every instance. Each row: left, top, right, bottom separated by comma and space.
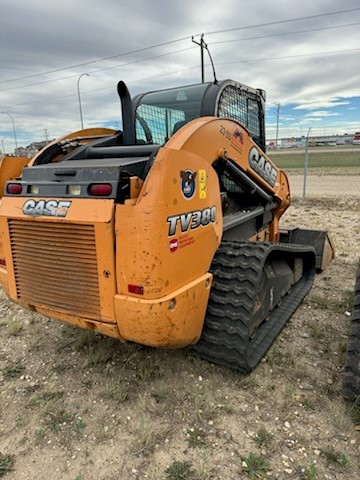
77, 73, 90, 130
1, 111, 18, 150
1, 137, 6, 155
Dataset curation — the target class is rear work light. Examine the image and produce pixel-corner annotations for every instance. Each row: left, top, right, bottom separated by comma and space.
67, 185, 81, 196
88, 183, 113, 196
7, 183, 23, 194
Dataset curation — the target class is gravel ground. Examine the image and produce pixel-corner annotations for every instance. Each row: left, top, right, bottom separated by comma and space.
0, 198, 359, 480
287, 173, 360, 198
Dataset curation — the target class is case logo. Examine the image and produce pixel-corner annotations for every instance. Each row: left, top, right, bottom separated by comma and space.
249, 146, 277, 187
23, 199, 71, 217
180, 169, 196, 199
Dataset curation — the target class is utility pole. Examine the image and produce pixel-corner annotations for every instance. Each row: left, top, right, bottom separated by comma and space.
303, 127, 312, 199
275, 103, 281, 148
44, 129, 49, 142
192, 34, 206, 83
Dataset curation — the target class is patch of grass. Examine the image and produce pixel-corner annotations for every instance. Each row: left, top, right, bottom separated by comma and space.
7, 319, 22, 336
268, 150, 360, 170
0, 453, 14, 477
2, 363, 24, 378
187, 427, 207, 448
87, 341, 116, 366
241, 453, 269, 479
72, 330, 97, 349
165, 461, 197, 480
256, 427, 274, 448
101, 379, 129, 403
306, 318, 322, 340
266, 346, 295, 369
135, 355, 164, 382
344, 289, 355, 311
151, 381, 168, 403
309, 293, 354, 314
45, 408, 72, 433
130, 417, 166, 455
221, 405, 236, 415
74, 418, 86, 438
192, 392, 219, 421
303, 462, 317, 480
34, 428, 46, 441
302, 399, 316, 411
30, 390, 65, 408
320, 447, 349, 468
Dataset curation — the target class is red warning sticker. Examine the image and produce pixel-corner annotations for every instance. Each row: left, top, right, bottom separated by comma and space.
169, 238, 178, 252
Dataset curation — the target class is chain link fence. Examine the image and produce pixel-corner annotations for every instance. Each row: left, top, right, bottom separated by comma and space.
267, 135, 360, 199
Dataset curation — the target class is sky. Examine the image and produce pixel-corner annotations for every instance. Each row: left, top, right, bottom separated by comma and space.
1, 0, 360, 152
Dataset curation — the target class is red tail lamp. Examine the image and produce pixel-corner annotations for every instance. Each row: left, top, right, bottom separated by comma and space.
7, 183, 23, 194
88, 184, 113, 196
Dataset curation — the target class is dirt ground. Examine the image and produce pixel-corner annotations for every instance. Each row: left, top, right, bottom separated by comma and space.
0, 198, 359, 480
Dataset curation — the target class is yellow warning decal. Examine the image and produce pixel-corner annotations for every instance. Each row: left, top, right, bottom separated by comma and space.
199, 169, 207, 199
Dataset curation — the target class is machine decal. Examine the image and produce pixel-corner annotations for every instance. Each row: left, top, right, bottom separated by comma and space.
167, 206, 216, 236
178, 233, 195, 249
180, 169, 197, 199
231, 129, 244, 151
169, 238, 178, 253
249, 146, 277, 187
23, 199, 72, 217
219, 124, 231, 140
169, 234, 195, 252
198, 169, 207, 199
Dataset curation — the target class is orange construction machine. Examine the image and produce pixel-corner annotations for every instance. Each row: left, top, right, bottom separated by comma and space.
0, 79, 333, 371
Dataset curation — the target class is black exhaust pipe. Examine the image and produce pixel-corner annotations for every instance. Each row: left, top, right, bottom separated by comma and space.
117, 81, 135, 145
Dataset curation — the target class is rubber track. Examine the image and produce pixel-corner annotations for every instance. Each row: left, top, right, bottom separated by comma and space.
191, 241, 316, 372
342, 261, 360, 401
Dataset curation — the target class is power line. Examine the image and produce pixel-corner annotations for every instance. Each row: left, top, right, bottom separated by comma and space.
5, 66, 201, 109
0, 36, 192, 85
4, 46, 360, 110
210, 21, 360, 46
204, 7, 360, 36
214, 47, 360, 66
0, 46, 196, 93
1, 18, 359, 95
2, 7, 360, 85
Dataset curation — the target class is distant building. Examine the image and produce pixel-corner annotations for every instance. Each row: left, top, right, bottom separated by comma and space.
15, 141, 50, 158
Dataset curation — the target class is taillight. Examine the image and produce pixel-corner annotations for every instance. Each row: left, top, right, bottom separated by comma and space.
88, 184, 113, 196
0, 258, 6, 267
7, 183, 23, 194
128, 284, 144, 295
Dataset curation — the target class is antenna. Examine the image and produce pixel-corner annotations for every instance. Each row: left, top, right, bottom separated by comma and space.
192, 34, 218, 84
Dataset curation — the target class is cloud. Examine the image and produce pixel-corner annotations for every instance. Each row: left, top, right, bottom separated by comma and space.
294, 100, 350, 110
304, 111, 341, 117
1, 0, 360, 150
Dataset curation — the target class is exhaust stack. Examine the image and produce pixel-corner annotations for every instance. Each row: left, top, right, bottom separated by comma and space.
117, 81, 135, 145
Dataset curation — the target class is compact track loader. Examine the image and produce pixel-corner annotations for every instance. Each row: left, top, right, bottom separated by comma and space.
0, 79, 334, 371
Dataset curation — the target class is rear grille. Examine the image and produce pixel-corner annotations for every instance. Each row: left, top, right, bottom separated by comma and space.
8, 219, 101, 318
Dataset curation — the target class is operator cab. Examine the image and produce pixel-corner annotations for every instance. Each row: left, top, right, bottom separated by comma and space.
132, 80, 266, 152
